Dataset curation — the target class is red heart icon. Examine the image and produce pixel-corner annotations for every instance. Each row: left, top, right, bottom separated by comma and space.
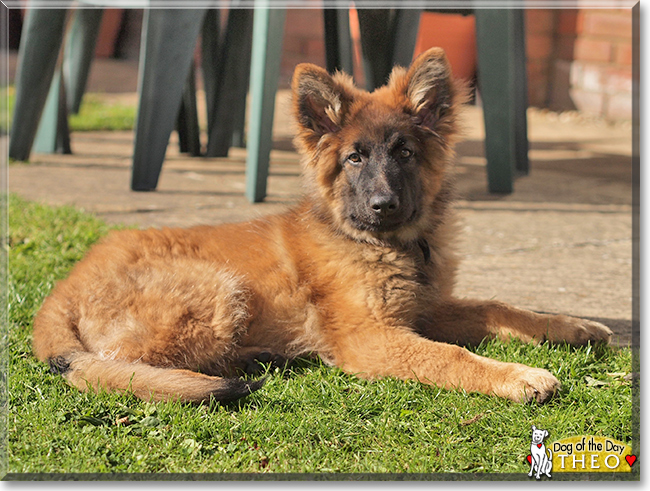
537, 443, 542, 448
625, 455, 637, 467
526, 455, 532, 464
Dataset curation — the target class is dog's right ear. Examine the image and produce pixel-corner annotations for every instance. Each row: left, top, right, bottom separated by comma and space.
292, 64, 354, 140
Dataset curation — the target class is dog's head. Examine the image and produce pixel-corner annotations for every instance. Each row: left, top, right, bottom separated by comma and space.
292, 48, 465, 244
531, 425, 549, 444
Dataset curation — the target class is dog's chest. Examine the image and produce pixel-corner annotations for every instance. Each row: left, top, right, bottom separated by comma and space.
351, 247, 428, 319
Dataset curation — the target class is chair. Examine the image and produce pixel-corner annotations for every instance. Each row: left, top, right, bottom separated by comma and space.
8, 5, 353, 201
354, 8, 529, 193
9, 6, 529, 201
243, 7, 530, 199
9, 9, 198, 156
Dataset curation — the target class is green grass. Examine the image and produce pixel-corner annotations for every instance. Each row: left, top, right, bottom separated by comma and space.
2, 86, 136, 133
68, 94, 136, 132
6, 195, 634, 476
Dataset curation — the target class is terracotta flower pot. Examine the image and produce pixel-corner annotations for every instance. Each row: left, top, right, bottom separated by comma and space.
95, 9, 124, 58
414, 12, 477, 82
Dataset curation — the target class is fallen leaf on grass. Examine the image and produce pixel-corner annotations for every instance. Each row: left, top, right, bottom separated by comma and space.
115, 416, 132, 426
624, 373, 636, 382
607, 372, 627, 378
584, 376, 609, 387
461, 413, 485, 426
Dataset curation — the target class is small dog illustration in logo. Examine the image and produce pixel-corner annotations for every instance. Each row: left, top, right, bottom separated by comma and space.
528, 425, 553, 479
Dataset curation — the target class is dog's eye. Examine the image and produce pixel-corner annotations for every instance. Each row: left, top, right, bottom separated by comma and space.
347, 153, 362, 165
399, 148, 413, 159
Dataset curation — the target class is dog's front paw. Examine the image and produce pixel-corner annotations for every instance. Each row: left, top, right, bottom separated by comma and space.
547, 315, 613, 345
496, 365, 560, 403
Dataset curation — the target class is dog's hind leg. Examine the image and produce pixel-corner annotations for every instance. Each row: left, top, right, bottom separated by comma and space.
419, 298, 612, 347
544, 451, 553, 477
232, 347, 290, 375
81, 259, 253, 373
34, 257, 258, 402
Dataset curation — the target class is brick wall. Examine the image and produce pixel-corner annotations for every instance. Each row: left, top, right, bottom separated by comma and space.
279, 8, 633, 121
525, 9, 556, 107
278, 8, 364, 87
280, 9, 326, 86
518, 8, 632, 120
563, 9, 633, 120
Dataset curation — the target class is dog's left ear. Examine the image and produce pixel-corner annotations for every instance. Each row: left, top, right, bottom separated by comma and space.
400, 47, 458, 135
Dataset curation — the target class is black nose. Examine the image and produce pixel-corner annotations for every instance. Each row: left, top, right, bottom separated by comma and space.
370, 194, 399, 218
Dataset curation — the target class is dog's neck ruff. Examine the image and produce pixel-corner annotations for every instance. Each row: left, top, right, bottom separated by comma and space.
417, 238, 431, 265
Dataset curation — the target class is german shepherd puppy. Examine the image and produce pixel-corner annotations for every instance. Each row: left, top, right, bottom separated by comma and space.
33, 48, 612, 404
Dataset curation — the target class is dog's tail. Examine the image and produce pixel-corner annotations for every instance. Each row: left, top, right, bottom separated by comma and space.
32, 296, 264, 403
49, 353, 264, 403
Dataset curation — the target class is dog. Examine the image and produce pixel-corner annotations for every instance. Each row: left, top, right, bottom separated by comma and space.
32, 48, 612, 404
528, 425, 553, 479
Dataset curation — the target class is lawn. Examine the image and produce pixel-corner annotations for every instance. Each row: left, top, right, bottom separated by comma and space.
2, 87, 136, 134
5, 195, 635, 478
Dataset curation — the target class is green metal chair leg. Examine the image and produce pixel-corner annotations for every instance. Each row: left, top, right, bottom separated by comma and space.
63, 8, 103, 115
357, 9, 393, 90
205, 9, 254, 157
33, 67, 71, 155
227, 9, 254, 152
390, 8, 422, 68
245, 6, 286, 203
510, 10, 530, 176
475, 9, 529, 193
323, 8, 353, 74
176, 62, 202, 157
201, 9, 222, 149
9, 9, 68, 161
131, 8, 206, 191
357, 9, 420, 91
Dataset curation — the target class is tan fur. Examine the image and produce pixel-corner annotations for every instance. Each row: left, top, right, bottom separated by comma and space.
32, 48, 612, 404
